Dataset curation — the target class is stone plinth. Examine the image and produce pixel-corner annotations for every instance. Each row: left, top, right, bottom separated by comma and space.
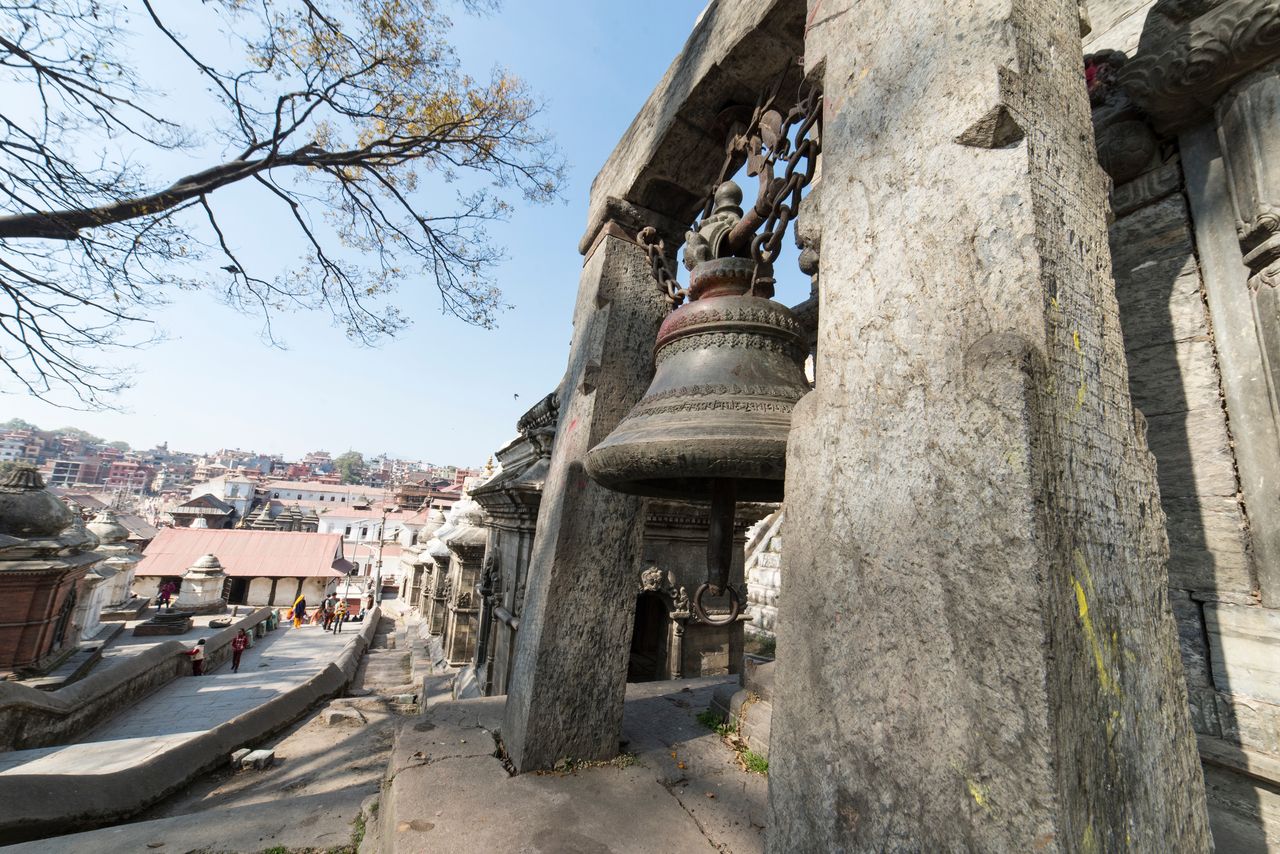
132, 612, 194, 636
173, 554, 228, 615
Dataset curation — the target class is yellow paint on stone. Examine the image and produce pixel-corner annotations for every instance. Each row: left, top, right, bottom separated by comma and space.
967, 778, 990, 810
1071, 549, 1121, 699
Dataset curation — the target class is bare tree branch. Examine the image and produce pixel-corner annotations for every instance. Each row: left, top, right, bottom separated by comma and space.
0, 0, 563, 405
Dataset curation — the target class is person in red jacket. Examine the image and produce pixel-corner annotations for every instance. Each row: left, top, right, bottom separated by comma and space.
230, 629, 249, 673
184, 638, 207, 676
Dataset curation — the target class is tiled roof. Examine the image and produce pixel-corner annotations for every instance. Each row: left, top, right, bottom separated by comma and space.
138, 528, 346, 578
116, 513, 159, 540
174, 493, 234, 512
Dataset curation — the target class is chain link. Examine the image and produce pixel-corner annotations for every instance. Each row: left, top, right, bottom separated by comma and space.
751, 86, 822, 280
635, 67, 821, 306
637, 226, 686, 307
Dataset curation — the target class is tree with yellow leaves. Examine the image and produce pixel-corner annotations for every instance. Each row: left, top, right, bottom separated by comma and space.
0, 0, 562, 405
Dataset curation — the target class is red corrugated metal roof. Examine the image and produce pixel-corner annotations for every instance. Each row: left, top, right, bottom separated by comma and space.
139, 528, 346, 578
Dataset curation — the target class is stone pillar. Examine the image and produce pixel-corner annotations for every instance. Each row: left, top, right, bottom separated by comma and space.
502, 204, 678, 772
767, 1, 1211, 851
1214, 66, 1280, 606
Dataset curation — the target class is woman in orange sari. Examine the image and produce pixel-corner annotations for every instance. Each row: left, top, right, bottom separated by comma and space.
290, 593, 307, 628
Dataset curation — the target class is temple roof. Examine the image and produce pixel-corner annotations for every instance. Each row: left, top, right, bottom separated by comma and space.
139, 528, 347, 578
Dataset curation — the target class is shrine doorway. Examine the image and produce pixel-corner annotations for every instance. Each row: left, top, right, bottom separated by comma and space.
628, 592, 671, 682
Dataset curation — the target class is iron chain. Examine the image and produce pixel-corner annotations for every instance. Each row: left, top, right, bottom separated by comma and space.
638, 226, 686, 307
751, 86, 822, 275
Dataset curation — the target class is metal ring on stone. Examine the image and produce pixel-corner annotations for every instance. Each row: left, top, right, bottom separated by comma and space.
691, 583, 741, 626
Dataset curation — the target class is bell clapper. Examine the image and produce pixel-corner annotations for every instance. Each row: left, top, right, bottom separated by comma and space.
693, 478, 742, 626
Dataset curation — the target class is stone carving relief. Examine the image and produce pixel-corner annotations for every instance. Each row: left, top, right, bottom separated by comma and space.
637, 566, 690, 617
1217, 69, 1280, 287
1120, 0, 1280, 132
1086, 50, 1160, 186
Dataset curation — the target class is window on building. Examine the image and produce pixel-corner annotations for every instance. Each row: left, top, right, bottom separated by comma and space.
344, 526, 352, 536
361, 527, 368, 538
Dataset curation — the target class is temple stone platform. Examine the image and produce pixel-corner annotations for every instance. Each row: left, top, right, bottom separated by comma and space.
372, 675, 768, 853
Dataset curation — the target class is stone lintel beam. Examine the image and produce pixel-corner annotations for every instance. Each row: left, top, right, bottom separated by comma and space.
578, 197, 690, 260
1120, 0, 1280, 134
577, 0, 805, 254
766, 0, 1212, 850
502, 218, 670, 772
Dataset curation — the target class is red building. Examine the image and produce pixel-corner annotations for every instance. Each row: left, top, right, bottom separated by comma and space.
104, 460, 154, 494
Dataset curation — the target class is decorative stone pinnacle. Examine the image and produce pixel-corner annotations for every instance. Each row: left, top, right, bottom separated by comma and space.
0, 464, 45, 493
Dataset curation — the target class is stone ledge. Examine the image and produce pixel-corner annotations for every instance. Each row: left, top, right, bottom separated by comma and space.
1199, 733, 1280, 787
0, 607, 380, 845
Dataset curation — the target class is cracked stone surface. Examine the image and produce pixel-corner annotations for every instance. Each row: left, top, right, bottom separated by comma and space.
377, 676, 767, 853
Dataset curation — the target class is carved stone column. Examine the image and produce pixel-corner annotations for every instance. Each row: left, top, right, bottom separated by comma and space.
1120, 0, 1280, 606
769, 0, 1210, 850
1219, 67, 1280, 425
501, 201, 680, 773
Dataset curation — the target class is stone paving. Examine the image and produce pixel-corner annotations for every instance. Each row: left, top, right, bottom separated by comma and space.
0, 624, 352, 776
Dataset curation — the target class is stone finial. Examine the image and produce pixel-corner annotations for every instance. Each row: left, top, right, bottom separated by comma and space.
0, 464, 45, 492
190, 516, 210, 529
192, 554, 223, 570
87, 508, 130, 544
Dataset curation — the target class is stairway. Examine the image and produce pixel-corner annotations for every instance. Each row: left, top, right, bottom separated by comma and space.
743, 509, 784, 639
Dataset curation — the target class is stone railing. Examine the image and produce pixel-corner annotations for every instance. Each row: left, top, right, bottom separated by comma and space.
0, 607, 273, 751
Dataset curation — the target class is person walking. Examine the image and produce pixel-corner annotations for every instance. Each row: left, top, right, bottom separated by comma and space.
158, 581, 174, 610
290, 593, 307, 628
322, 594, 337, 631
184, 638, 207, 676
230, 629, 249, 673
332, 599, 348, 634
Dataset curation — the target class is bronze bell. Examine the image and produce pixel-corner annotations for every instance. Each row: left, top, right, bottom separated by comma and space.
585, 256, 809, 501
584, 249, 810, 624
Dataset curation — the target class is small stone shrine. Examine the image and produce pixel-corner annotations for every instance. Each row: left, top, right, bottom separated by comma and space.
87, 509, 147, 621
466, 392, 558, 696
438, 483, 487, 670
0, 466, 104, 675
172, 553, 228, 615
399, 507, 445, 606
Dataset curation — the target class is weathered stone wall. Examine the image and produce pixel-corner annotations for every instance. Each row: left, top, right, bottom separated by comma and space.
1084, 3, 1280, 849
1082, 0, 1154, 54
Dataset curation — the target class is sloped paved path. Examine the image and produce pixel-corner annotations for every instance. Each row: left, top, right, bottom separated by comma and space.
0, 624, 352, 776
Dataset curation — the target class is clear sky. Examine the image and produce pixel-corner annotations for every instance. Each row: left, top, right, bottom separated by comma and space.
1, 2, 806, 465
